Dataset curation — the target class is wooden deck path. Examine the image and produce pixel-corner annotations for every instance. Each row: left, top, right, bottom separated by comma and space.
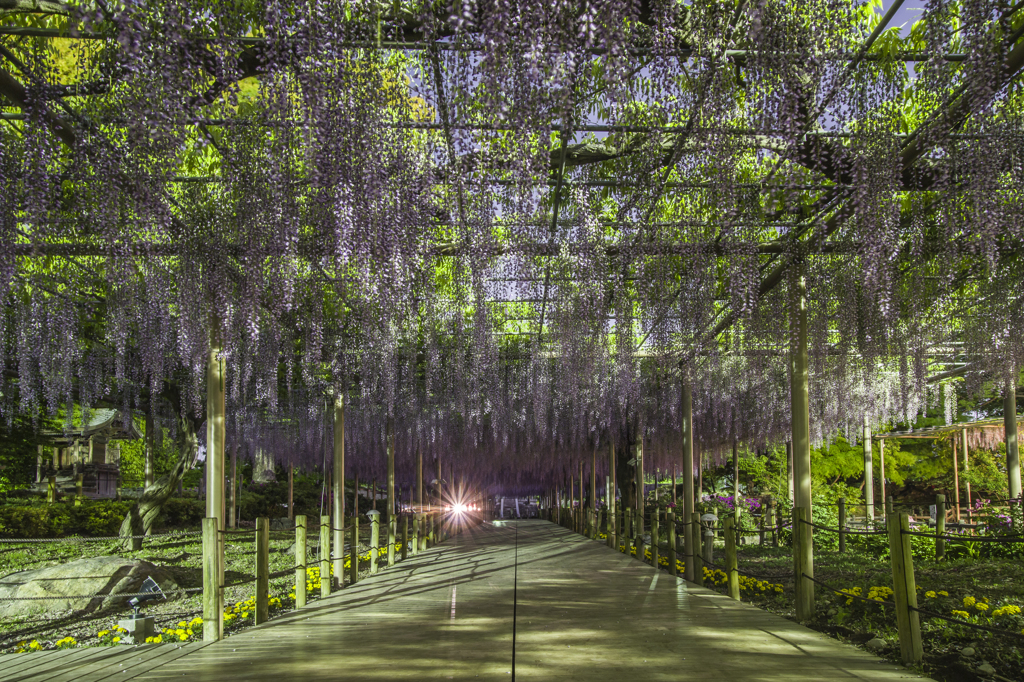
2, 521, 926, 681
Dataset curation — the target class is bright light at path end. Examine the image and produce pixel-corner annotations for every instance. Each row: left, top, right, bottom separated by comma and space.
453, 503, 467, 514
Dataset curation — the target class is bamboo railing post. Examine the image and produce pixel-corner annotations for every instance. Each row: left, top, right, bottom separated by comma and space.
838, 497, 846, 553
724, 516, 739, 600
368, 509, 381, 574
255, 517, 269, 624
202, 517, 221, 641
294, 515, 307, 608
667, 511, 677, 576
888, 512, 923, 664
349, 516, 359, 585
650, 509, 660, 568
320, 515, 331, 599
935, 494, 946, 560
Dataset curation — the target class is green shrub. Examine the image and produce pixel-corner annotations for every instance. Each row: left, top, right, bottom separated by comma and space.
157, 497, 205, 528
0, 500, 133, 538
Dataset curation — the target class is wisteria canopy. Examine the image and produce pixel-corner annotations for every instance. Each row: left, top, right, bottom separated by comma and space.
1, 0, 1022, 492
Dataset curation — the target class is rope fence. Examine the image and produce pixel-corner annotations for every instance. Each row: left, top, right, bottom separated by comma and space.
900, 529, 1024, 543
0, 531, 203, 544
909, 604, 1024, 642
798, 519, 887, 536
0, 587, 203, 602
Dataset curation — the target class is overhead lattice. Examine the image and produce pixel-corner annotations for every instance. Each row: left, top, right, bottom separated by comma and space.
1, 0, 1022, 489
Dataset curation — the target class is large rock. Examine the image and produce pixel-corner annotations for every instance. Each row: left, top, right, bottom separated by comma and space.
0, 556, 180, 618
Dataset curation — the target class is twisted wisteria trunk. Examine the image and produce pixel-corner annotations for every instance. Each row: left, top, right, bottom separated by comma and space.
118, 416, 199, 551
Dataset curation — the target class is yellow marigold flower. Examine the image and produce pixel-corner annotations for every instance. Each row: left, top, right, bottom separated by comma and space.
937, 591, 948, 597
97, 630, 109, 637
112, 637, 120, 643
179, 634, 188, 641
975, 603, 989, 611
925, 591, 936, 599
178, 621, 187, 627
963, 596, 976, 607
952, 610, 970, 619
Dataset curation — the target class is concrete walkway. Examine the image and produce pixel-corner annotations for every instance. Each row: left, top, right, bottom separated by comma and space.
5, 520, 926, 682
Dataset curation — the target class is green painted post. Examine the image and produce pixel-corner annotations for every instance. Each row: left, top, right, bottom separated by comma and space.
202, 517, 221, 641
935, 494, 946, 560
349, 516, 359, 585
294, 515, 307, 608
650, 508, 660, 568
724, 516, 739, 600
888, 513, 923, 664
320, 515, 331, 599
838, 497, 846, 554
368, 509, 381, 574
255, 517, 269, 624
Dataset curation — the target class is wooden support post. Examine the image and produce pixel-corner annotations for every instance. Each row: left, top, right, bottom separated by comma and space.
349, 514, 359, 585
255, 517, 269, 624
724, 516, 739, 600
590, 448, 597, 539
47, 475, 56, 503
368, 510, 380, 574
962, 428, 972, 521
732, 440, 740, 525
935, 494, 946, 560
320, 515, 330, 599
144, 412, 155, 490
332, 394, 345, 589
887, 495, 894, 518
204, 338, 226, 641
288, 466, 294, 521
681, 381, 696, 583
790, 264, 814, 616
417, 442, 424, 553
1005, 381, 1021, 501
864, 420, 875, 520
650, 508, 660, 568
667, 511, 677, 576
608, 441, 617, 549
879, 437, 887, 520
693, 525, 704, 584
701, 527, 713, 572
952, 435, 961, 522
386, 416, 396, 568
888, 512, 923, 664
75, 473, 83, 505
202, 517, 221, 641
793, 507, 813, 621
838, 497, 846, 553
293, 514, 308, 608
413, 513, 420, 555
402, 513, 409, 560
